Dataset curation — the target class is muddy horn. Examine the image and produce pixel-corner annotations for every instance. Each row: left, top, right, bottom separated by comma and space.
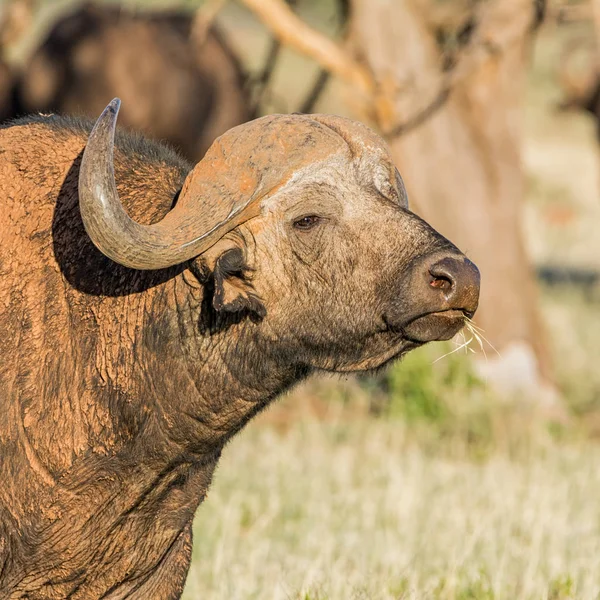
78, 98, 262, 270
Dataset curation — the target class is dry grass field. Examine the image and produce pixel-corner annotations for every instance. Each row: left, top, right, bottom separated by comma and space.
182, 413, 600, 600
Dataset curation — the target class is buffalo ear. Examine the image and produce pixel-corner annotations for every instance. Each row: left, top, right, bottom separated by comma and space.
188, 237, 266, 320
211, 247, 266, 319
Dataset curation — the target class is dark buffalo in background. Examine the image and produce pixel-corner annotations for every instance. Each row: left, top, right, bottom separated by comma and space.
0, 58, 16, 122
4, 2, 251, 161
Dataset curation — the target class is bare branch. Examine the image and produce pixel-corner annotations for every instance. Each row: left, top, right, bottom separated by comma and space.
445, 0, 535, 88
296, 0, 349, 114
242, 0, 535, 139
238, 0, 374, 95
384, 88, 450, 138
298, 70, 331, 114
191, 0, 228, 48
384, 0, 535, 139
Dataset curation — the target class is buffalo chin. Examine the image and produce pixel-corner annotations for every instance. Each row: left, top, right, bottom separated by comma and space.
402, 309, 467, 343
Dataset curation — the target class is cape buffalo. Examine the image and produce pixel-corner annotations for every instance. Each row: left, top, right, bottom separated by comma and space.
0, 99, 480, 599
12, 2, 249, 161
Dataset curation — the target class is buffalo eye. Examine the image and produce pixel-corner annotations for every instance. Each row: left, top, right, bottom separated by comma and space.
293, 215, 322, 231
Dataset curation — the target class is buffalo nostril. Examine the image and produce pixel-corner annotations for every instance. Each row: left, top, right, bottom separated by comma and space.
430, 274, 453, 291
427, 255, 480, 313
429, 261, 457, 295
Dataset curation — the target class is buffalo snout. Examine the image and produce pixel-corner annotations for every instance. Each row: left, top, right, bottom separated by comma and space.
427, 255, 480, 318
398, 252, 480, 343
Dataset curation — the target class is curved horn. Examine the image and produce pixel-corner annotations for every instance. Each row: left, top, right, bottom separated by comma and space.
78, 98, 261, 270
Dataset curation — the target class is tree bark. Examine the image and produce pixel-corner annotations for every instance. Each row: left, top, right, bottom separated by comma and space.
592, 0, 600, 65
348, 0, 555, 398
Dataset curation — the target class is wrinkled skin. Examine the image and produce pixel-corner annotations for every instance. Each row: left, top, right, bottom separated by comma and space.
7, 3, 249, 160
0, 113, 478, 599
244, 165, 451, 372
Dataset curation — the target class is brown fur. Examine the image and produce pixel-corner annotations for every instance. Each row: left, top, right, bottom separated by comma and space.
0, 112, 478, 598
10, 3, 249, 161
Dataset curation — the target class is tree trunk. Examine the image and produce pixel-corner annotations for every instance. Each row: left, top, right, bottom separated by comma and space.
592, 0, 600, 65
348, 0, 555, 399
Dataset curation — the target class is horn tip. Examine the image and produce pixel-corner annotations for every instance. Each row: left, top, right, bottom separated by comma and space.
106, 97, 121, 115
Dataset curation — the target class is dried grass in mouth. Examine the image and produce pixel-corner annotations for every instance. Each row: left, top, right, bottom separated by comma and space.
433, 317, 500, 364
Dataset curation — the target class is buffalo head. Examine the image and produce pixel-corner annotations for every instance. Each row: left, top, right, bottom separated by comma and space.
79, 99, 479, 372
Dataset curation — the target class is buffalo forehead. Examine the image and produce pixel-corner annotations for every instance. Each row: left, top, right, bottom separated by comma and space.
310, 114, 392, 160
176, 114, 354, 225
177, 113, 396, 226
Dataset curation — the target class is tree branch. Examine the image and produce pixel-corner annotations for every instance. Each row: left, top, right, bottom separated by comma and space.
238, 0, 374, 95
443, 0, 535, 88
384, 87, 451, 138
390, 0, 535, 135
298, 69, 331, 113
190, 0, 227, 48
241, 0, 535, 139
297, 0, 349, 114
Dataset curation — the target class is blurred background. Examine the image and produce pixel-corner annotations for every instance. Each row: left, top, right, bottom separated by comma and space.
2, 0, 600, 597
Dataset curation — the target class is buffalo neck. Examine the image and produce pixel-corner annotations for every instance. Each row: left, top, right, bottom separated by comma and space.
2, 272, 307, 598
154, 274, 310, 455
